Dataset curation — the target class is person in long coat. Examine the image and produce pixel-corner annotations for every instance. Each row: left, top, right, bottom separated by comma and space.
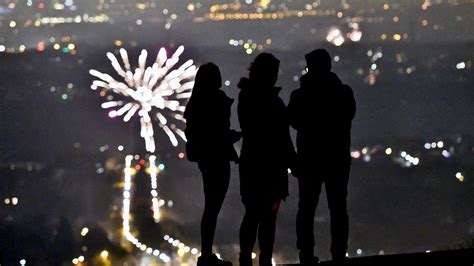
237, 53, 296, 266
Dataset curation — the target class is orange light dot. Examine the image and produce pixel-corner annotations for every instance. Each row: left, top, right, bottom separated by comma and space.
37, 41, 45, 52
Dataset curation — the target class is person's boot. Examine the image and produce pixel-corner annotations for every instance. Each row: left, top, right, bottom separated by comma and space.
331, 253, 347, 265
259, 252, 272, 266
299, 251, 319, 265
239, 253, 252, 266
197, 254, 233, 266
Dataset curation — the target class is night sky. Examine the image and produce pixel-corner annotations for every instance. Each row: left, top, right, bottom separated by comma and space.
0, 1, 473, 265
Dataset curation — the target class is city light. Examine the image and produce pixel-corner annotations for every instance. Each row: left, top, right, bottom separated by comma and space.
455, 172, 464, 182
100, 250, 109, 259
80, 227, 89, 237
327, 28, 345, 46
149, 155, 161, 222
121, 155, 199, 262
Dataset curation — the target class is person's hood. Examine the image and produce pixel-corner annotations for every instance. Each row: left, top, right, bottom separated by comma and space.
300, 71, 342, 89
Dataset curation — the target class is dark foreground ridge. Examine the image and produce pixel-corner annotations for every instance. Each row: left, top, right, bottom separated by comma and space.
279, 249, 474, 266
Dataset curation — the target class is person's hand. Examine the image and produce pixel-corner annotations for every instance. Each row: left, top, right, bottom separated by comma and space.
289, 158, 302, 178
289, 166, 300, 178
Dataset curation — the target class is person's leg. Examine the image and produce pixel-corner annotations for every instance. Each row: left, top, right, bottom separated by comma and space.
239, 199, 259, 266
325, 165, 350, 261
296, 175, 323, 263
199, 161, 231, 257
258, 201, 280, 266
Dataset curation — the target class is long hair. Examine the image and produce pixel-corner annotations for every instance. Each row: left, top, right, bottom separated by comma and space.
184, 62, 222, 119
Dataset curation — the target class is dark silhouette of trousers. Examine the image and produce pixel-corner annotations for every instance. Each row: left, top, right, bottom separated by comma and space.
198, 160, 230, 257
240, 199, 280, 266
296, 165, 349, 259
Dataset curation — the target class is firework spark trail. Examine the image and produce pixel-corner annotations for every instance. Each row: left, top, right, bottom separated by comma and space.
90, 46, 196, 152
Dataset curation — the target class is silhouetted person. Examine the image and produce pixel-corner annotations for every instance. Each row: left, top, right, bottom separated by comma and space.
289, 49, 356, 264
237, 53, 296, 266
184, 62, 240, 266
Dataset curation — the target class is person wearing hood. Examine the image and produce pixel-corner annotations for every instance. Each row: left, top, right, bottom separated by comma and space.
288, 49, 356, 264
184, 62, 240, 266
237, 53, 296, 266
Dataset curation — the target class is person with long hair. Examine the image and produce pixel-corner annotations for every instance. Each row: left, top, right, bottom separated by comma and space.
237, 53, 296, 266
184, 62, 240, 266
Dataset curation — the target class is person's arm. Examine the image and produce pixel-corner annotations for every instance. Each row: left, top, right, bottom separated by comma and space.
237, 92, 259, 132
344, 85, 356, 121
288, 90, 303, 130
237, 93, 246, 131
282, 101, 299, 177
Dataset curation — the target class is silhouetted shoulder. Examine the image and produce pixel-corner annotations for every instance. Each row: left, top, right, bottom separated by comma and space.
216, 89, 234, 106
340, 84, 356, 120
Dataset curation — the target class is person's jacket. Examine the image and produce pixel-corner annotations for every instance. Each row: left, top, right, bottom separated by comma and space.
288, 72, 356, 164
237, 77, 295, 201
184, 89, 239, 162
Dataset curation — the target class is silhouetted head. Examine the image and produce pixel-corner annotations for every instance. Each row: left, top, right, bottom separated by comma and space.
248, 53, 280, 86
305, 49, 332, 74
193, 62, 222, 95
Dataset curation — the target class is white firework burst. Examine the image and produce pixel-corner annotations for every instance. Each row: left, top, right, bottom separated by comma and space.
89, 46, 196, 152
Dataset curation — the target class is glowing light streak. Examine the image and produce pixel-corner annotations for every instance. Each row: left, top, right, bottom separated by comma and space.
121, 155, 200, 262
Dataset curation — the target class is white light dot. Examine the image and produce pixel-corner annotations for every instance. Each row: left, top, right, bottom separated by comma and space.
437, 141, 444, 148
442, 150, 450, 158
412, 158, 420, 165
456, 62, 465, 69
11, 197, 19, 205
118, 145, 124, 151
